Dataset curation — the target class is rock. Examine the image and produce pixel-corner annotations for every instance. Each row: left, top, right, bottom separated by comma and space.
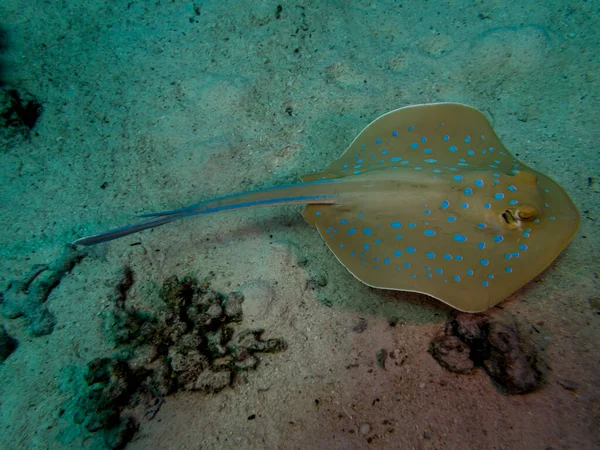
223, 292, 244, 322
169, 350, 209, 390
0, 85, 42, 145
429, 335, 474, 374
429, 309, 546, 394
0, 326, 17, 362
193, 370, 231, 393
0, 244, 86, 336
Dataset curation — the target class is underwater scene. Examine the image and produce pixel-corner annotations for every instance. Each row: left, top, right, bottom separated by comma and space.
0, 1, 598, 448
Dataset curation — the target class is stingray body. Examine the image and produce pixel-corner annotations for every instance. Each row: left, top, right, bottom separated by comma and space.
75, 103, 580, 312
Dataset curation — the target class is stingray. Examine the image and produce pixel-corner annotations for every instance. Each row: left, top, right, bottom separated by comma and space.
74, 103, 580, 312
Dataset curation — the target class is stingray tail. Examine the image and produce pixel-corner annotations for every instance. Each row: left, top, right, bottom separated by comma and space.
73, 179, 342, 246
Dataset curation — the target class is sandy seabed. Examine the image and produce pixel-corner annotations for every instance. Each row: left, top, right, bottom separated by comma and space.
0, 1, 598, 449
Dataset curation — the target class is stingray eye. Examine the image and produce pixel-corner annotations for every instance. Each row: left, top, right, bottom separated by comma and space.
501, 210, 516, 225
517, 204, 537, 221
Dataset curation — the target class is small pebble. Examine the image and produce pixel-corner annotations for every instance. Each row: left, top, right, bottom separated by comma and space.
359, 423, 370, 436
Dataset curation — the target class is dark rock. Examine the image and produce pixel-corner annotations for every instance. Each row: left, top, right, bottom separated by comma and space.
193, 370, 231, 393
429, 309, 546, 394
104, 415, 139, 450
429, 335, 474, 374
0, 85, 43, 145
223, 292, 244, 322
169, 349, 209, 390
0, 326, 17, 362
70, 273, 286, 446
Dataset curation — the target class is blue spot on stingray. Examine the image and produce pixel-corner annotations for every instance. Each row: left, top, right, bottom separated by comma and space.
509, 200, 518, 205
408, 125, 414, 131
406, 246, 416, 254
482, 281, 489, 287
441, 200, 450, 209
435, 268, 443, 274
505, 267, 513, 273
390, 157, 402, 162
494, 193, 504, 200
522, 232, 530, 238
339, 243, 344, 248
475, 179, 484, 187
519, 244, 528, 251
375, 239, 382, 244
391, 221, 402, 228
447, 216, 456, 223
427, 273, 433, 278
465, 136, 471, 143
453, 175, 463, 181
382, 149, 388, 155
347, 227, 356, 235
427, 252, 435, 259
424, 159, 437, 163
480, 259, 489, 266
410, 142, 418, 149
484, 203, 491, 209
454, 275, 461, 282
316, 211, 322, 216
395, 234, 403, 240
424, 230, 436, 236
360, 252, 365, 258
488, 274, 494, 279
408, 222, 416, 228
392, 130, 398, 136
466, 269, 474, 276
467, 149, 475, 156
376, 139, 382, 144
461, 203, 469, 209
421, 137, 427, 143
363, 228, 373, 236
358, 212, 364, 217
477, 223, 486, 229
464, 187, 473, 195
455, 255, 463, 261
394, 250, 402, 257
448, 145, 457, 152
343, 164, 348, 168
494, 235, 504, 243
353, 170, 360, 175
512, 252, 520, 258
443, 254, 453, 261
478, 242, 485, 249
424, 148, 432, 154
443, 135, 450, 141
454, 234, 467, 243
404, 262, 411, 268
425, 209, 431, 215
508, 185, 517, 191
384, 257, 391, 264
363, 244, 370, 250
341, 219, 347, 225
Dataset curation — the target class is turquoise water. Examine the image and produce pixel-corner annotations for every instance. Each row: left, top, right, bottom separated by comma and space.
0, 1, 598, 448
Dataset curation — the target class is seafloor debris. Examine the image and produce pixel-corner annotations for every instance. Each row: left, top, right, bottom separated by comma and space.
0, 325, 17, 362
0, 84, 43, 145
71, 270, 286, 449
0, 244, 87, 336
429, 308, 547, 394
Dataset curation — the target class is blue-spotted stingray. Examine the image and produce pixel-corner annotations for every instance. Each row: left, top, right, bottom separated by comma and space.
75, 103, 580, 312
